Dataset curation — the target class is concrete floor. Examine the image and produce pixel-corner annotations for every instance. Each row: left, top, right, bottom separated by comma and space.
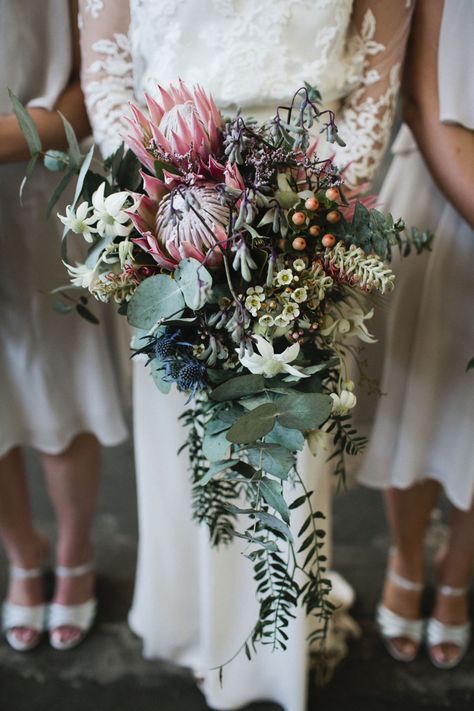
0, 427, 473, 711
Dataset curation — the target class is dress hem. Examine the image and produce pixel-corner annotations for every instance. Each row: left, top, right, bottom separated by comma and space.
0, 425, 128, 458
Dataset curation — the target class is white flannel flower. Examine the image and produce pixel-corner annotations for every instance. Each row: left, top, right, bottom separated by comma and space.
58, 202, 97, 242
282, 303, 300, 320
238, 335, 309, 378
293, 258, 306, 272
292, 287, 308, 303
330, 390, 357, 416
91, 182, 132, 238
275, 269, 293, 286
64, 261, 100, 290
320, 306, 376, 344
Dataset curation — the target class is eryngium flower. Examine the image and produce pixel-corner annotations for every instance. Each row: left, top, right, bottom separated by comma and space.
126, 81, 223, 172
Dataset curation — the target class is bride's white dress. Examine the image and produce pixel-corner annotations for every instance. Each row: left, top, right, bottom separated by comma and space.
79, 1, 413, 708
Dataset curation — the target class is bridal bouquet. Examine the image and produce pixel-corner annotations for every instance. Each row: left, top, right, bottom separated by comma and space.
12, 83, 431, 663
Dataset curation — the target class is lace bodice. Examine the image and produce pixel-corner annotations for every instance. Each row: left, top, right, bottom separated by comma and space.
78, 0, 413, 186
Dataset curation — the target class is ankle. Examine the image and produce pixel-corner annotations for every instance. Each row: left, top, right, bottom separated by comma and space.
390, 547, 424, 583
5, 531, 49, 569
56, 540, 94, 568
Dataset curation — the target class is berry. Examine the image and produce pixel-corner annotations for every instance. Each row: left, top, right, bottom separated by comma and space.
292, 211, 306, 226
322, 233, 336, 248
292, 237, 307, 250
305, 197, 319, 211
326, 210, 341, 224
325, 187, 339, 202
309, 225, 321, 237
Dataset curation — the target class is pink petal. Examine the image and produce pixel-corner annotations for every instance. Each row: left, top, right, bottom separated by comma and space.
141, 171, 168, 202
145, 93, 165, 125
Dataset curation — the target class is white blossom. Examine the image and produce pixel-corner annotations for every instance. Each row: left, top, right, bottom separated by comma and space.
330, 390, 357, 415
91, 182, 132, 238
238, 335, 309, 378
58, 201, 97, 242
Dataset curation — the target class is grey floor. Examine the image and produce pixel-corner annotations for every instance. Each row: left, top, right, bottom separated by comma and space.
0, 425, 473, 711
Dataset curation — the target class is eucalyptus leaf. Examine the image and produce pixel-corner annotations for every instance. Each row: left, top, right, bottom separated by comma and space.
260, 481, 290, 521
175, 258, 212, 310
127, 274, 185, 329
256, 508, 292, 537
277, 392, 332, 430
58, 111, 81, 169
203, 429, 231, 462
266, 422, 305, 452
198, 460, 240, 486
76, 303, 99, 324
8, 89, 41, 155
211, 374, 266, 402
246, 444, 294, 480
150, 359, 171, 394
19, 154, 38, 201
226, 402, 279, 444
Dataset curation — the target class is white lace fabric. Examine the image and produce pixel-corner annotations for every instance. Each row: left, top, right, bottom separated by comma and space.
79, 0, 413, 187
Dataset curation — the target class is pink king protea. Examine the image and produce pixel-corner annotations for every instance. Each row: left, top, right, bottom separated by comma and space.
126, 80, 224, 173
129, 173, 229, 270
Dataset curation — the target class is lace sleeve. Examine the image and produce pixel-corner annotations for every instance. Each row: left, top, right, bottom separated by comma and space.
333, 0, 414, 187
78, 0, 134, 158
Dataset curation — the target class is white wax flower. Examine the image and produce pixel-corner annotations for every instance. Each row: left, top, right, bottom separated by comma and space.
275, 269, 293, 286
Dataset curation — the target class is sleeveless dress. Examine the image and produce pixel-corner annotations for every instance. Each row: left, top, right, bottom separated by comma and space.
358, 0, 474, 512
0, 0, 127, 457
78, 1, 413, 708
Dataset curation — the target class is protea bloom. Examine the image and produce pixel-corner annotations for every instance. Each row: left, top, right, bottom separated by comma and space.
126, 81, 224, 174
129, 172, 229, 270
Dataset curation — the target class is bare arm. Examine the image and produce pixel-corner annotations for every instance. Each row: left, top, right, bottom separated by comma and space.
0, 0, 90, 164
402, 0, 474, 228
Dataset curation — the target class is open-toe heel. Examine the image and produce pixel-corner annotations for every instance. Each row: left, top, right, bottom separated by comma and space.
377, 554, 424, 662
48, 561, 97, 651
2, 566, 46, 652
427, 585, 471, 670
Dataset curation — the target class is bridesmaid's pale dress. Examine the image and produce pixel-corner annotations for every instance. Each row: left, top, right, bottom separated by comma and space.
0, 0, 127, 456
358, 0, 474, 512
79, 1, 414, 708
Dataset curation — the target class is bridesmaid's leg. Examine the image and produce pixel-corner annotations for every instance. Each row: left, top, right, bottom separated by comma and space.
430, 502, 474, 665
41, 433, 100, 645
382, 480, 441, 657
0, 447, 48, 644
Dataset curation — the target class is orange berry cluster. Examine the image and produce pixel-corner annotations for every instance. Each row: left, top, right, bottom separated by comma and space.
289, 187, 341, 251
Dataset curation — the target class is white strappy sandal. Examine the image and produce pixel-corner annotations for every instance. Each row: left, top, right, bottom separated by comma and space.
377, 565, 425, 662
2, 566, 46, 652
426, 584, 471, 669
48, 561, 97, 651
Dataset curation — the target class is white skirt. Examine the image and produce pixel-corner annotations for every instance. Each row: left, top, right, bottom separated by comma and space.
358, 126, 474, 511
0, 162, 128, 455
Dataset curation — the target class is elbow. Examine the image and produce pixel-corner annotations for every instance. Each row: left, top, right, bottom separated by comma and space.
401, 91, 422, 133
